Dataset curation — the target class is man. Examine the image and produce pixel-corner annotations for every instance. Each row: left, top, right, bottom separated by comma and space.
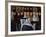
20, 17, 33, 31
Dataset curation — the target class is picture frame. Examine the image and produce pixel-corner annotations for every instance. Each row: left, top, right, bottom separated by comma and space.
7, 1, 45, 36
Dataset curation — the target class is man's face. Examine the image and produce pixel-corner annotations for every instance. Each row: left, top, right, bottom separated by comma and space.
18, 13, 20, 16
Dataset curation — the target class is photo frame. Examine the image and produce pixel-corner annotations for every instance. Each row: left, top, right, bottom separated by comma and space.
8, 2, 45, 35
